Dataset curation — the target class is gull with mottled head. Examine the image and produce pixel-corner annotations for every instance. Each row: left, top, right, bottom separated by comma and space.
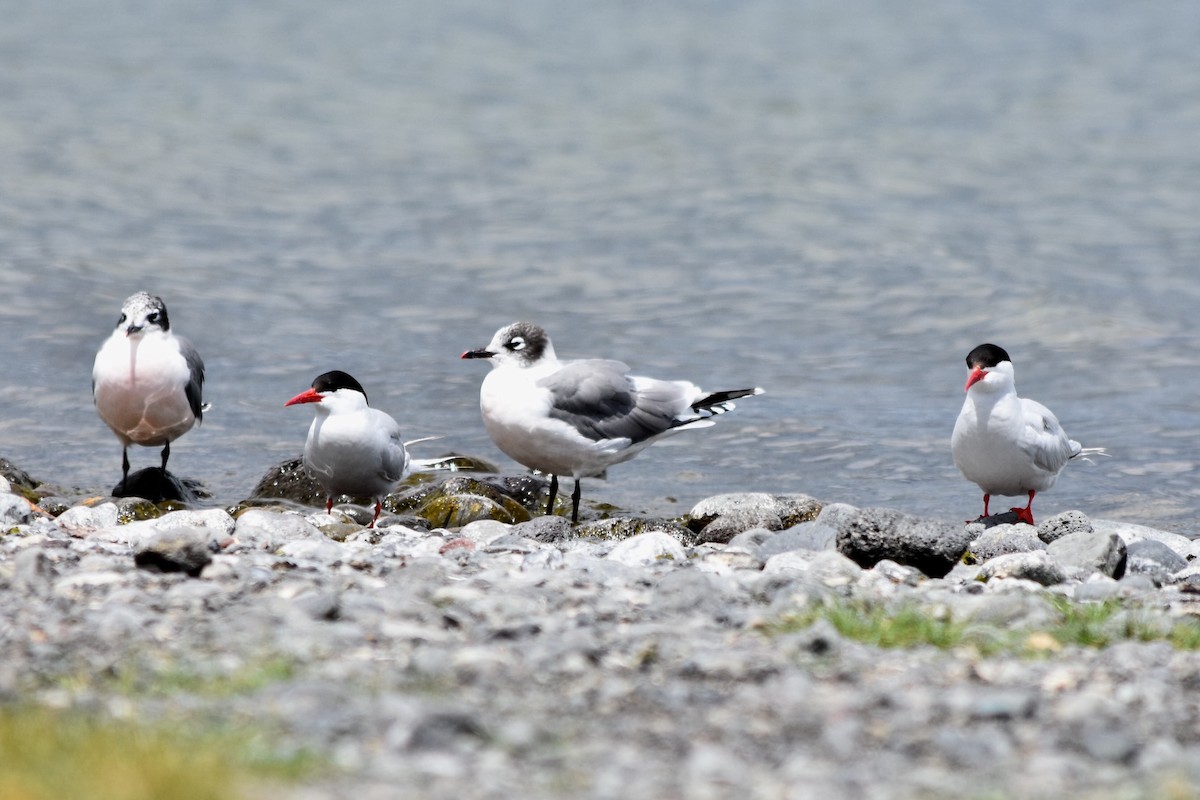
462, 321, 762, 523
92, 292, 206, 486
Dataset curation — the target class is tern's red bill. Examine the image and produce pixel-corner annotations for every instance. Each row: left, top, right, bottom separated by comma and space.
284, 388, 323, 407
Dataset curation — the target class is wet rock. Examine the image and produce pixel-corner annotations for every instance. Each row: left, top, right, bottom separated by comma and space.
0, 457, 38, 500
832, 507, 974, 578
134, 527, 214, 577
112, 467, 206, 503
1037, 510, 1093, 543
1046, 531, 1127, 580
576, 516, 698, 545
247, 457, 327, 506
688, 493, 822, 544
964, 525, 1046, 565
977, 551, 1068, 586
403, 477, 534, 527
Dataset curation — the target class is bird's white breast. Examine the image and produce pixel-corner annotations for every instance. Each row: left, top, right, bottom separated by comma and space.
952, 391, 1061, 497
93, 331, 196, 446
478, 364, 616, 477
305, 406, 407, 497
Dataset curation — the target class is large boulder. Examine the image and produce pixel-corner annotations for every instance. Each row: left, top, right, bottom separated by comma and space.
831, 507, 975, 578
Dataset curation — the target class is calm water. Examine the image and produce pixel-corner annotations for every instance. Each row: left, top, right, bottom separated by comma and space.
2, 1, 1198, 531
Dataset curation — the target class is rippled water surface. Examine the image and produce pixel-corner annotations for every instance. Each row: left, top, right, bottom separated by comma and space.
2, 1, 1198, 531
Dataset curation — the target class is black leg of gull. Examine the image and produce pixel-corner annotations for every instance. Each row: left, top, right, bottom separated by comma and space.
546, 474, 559, 516
121, 447, 130, 483
570, 479, 582, 524
161, 441, 171, 472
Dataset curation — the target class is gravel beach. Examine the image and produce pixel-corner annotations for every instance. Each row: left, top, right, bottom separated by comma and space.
3, 460, 1200, 799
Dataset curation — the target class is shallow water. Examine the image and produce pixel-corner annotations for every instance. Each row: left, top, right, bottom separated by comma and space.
2, 1, 1198, 531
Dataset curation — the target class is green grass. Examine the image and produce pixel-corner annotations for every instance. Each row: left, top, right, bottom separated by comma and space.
4, 654, 320, 799
766, 596, 1200, 656
49, 654, 299, 700
0, 705, 314, 800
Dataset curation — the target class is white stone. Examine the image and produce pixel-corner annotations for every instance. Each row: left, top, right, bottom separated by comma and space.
457, 519, 512, 546
1093, 519, 1193, 559
56, 503, 120, 535
606, 532, 687, 566
0, 493, 33, 526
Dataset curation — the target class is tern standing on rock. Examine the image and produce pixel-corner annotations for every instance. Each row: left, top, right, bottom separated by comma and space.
951, 343, 1104, 525
462, 321, 763, 523
285, 370, 410, 528
92, 292, 206, 486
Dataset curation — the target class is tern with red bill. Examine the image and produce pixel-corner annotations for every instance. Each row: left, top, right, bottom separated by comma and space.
92, 292, 207, 486
462, 321, 762, 523
951, 343, 1105, 525
285, 370, 410, 528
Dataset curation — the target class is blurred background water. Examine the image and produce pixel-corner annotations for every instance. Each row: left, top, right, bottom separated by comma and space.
1, 0, 1197, 530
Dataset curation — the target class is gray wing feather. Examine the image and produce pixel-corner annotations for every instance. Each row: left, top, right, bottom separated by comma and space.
541, 361, 686, 444
1023, 400, 1077, 474
377, 414, 410, 484
179, 336, 206, 422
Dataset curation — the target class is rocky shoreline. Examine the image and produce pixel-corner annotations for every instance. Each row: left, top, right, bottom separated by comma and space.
3, 456, 1200, 799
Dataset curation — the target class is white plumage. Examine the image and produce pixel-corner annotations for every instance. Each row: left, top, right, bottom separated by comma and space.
952, 343, 1102, 524
92, 292, 205, 484
286, 371, 409, 528
462, 321, 761, 522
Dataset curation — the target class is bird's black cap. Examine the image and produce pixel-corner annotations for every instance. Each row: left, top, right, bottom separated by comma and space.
965, 343, 1011, 370
312, 370, 368, 403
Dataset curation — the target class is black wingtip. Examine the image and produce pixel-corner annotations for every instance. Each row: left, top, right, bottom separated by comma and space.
690, 387, 763, 414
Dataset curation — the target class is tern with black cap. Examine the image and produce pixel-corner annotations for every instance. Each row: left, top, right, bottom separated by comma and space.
951, 343, 1105, 525
285, 370, 410, 528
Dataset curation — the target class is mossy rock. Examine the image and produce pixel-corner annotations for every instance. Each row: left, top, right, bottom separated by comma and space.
0, 457, 41, 503
575, 516, 699, 546
418, 492, 532, 527
386, 474, 547, 525
116, 498, 168, 524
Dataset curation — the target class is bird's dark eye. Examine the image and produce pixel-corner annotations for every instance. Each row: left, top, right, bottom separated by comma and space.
147, 312, 160, 324
118, 313, 127, 324
507, 337, 526, 351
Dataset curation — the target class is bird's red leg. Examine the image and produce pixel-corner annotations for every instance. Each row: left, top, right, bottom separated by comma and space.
370, 500, 382, 529
1011, 490, 1036, 525
967, 493, 991, 523
326, 497, 333, 515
